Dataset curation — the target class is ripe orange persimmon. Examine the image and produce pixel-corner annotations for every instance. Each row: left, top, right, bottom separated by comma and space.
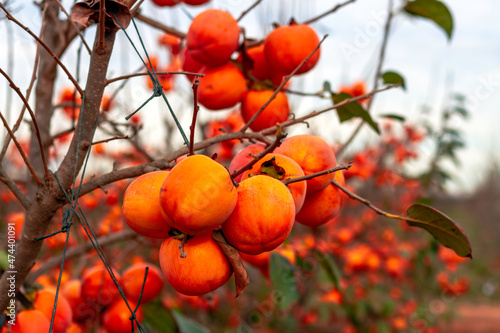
123, 262, 164, 303
221, 175, 295, 255
228, 143, 266, 182
151, 0, 177, 6
159, 233, 232, 296
241, 153, 306, 213
101, 298, 143, 333
181, 47, 204, 82
275, 135, 337, 194
186, 9, 240, 67
197, 62, 248, 110
241, 90, 290, 132
81, 265, 121, 307
264, 24, 320, 75
122, 171, 171, 239
295, 170, 344, 227
62, 279, 99, 322
159, 155, 238, 235
243, 44, 283, 85
2, 310, 50, 333
33, 288, 73, 333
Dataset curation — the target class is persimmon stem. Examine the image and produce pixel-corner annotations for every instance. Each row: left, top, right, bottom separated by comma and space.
189, 77, 200, 156
281, 162, 352, 186
231, 128, 286, 179
240, 34, 329, 133
179, 236, 188, 258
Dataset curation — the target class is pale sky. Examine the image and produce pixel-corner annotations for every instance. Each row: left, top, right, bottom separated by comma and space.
0, 0, 499, 194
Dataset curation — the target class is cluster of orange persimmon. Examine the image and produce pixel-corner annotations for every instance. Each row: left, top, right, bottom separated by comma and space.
122, 133, 345, 296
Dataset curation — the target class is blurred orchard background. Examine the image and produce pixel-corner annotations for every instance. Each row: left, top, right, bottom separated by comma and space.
0, 0, 499, 332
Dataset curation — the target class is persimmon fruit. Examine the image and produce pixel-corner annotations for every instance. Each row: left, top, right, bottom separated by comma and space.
159, 154, 238, 235
159, 233, 232, 296
241, 90, 290, 132
186, 9, 240, 67
122, 171, 171, 239
122, 262, 164, 303
221, 175, 295, 255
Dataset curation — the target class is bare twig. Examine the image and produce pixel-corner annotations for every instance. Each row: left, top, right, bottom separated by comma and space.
92, 135, 129, 145
237, 0, 263, 22
337, 0, 394, 158
331, 178, 423, 224
189, 77, 200, 156
261, 84, 401, 135
0, 3, 83, 95
0, 68, 50, 181
0, 112, 43, 185
282, 162, 352, 186
134, 13, 186, 39
0, 167, 30, 209
106, 71, 205, 86
240, 34, 328, 132
303, 0, 356, 25
25, 230, 138, 285
55, 0, 92, 55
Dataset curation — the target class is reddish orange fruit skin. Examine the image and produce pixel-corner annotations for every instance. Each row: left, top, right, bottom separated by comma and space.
122, 171, 171, 239
81, 266, 121, 307
241, 90, 290, 132
123, 262, 164, 304
3, 310, 50, 333
62, 279, 99, 322
198, 63, 248, 110
241, 153, 307, 214
101, 299, 143, 333
244, 45, 284, 84
159, 233, 233, 296
221, 175, 295, 255
275, 135, 337, 194
264, 24, 320, 75
34, 288, 73, 333
228, 143, 266, 182
181, 47, 204, 82
152, 0, 177, 6
295, 171, 344, 227
186, 9, 240, 67
159, 155, 238, 235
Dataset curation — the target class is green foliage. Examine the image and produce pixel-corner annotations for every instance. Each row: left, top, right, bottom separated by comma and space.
172, 310, 210, 333
382, 71, 406, 90
406, 204, 472, 258
270, 252, 299, 310
404, 0, 454, 40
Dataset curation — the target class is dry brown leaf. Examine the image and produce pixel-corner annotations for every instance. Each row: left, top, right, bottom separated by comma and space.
71, 0, 131, 29
212, 230, 249, 297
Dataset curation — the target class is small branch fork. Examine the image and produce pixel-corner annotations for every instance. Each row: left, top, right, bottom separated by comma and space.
0, 68, 50, 181
231, 128, 286, 179
240, 34, 329, 133
0, 3, 83, 95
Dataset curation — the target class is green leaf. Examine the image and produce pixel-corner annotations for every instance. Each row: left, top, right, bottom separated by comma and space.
332, 92, 380, 134
270, 252, 299, 310
382, 71, 406, 90
315, 249, 342, 291
405, 204, 472, 258
404, 0, 454, 40
378, 113, 406, 122
173, 311, 210, 333
142, 302, 177, 332
323, 80, 332, 93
